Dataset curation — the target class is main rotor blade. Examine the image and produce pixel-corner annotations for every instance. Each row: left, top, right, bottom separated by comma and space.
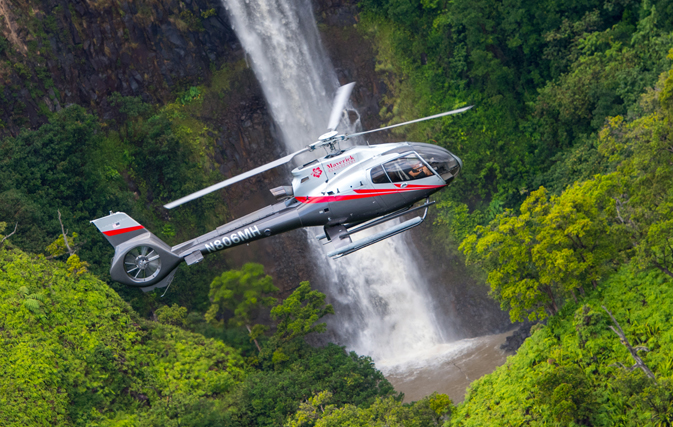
327, 82, 355, 132
164, 147, 310, 209
348, 105, 473, 138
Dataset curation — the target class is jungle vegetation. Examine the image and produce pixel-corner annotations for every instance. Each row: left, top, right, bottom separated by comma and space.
1, 0, 673, 424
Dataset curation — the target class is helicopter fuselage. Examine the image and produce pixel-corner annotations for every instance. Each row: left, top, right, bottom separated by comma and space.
92, 141, 462, 289
172, 141, 461, 257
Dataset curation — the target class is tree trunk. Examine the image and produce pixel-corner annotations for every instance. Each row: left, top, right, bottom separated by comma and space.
246, 324, 262, 353
653, 261, 673, 279
58, 210, 74, 256
544, 285, 559, 315
602, 306, 656, 380
0, 222, 17, 249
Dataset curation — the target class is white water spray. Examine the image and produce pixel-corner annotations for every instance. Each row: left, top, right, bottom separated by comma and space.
222, 0, 447, 361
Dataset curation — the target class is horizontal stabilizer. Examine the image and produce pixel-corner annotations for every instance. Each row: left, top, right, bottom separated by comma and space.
327, 216, 423, 259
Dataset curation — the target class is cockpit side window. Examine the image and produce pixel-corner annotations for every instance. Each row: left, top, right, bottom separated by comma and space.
370, 165, 391, 184
383, 155, 433, 182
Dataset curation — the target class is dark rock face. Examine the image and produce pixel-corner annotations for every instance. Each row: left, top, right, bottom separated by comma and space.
194, 67, 323, 295
500, 320, 538, 353
0, 0, 238, 134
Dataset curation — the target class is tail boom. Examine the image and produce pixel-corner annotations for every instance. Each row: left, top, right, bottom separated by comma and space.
92, 201, 308, 290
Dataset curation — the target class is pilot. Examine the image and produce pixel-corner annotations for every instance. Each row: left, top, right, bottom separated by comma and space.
409, 161, 433, 178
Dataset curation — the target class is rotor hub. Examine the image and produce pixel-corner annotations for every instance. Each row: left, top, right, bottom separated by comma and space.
136, 256, 149, 269
124, 246, 162, 282
318, 130, 338, 141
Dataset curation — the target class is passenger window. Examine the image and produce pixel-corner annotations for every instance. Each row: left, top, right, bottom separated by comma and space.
370, 165, 391, 184
383, 155, 433, 182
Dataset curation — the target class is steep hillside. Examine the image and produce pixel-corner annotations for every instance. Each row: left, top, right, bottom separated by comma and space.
0, 243, 405, 426
0, 246, 243, 425
451, 267, 673, 426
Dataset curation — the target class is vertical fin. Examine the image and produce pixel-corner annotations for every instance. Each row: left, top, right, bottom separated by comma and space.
91, 212, 149, 247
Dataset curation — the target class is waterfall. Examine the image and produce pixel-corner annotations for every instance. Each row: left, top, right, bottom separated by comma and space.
222, 0, 448, 361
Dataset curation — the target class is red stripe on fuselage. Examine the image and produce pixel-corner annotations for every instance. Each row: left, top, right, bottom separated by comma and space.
103, 225, 145, 236
295, 184, 445, 204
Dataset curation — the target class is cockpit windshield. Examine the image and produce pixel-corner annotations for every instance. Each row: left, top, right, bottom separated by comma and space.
383, 154, 434, 182
411, 143, 461, 181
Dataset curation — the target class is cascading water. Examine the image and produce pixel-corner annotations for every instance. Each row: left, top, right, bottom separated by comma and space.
221, 0, 451, 362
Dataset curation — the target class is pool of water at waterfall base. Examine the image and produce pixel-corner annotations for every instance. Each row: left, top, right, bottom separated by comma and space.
377, 331, 514, 403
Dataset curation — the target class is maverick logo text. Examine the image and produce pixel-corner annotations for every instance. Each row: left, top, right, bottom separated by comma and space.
326, 155, 356, 173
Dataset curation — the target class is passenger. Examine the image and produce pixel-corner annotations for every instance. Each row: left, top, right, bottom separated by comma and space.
409, 162, 433, 178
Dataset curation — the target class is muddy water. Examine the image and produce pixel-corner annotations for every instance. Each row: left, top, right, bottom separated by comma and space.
379, 331, 514, 403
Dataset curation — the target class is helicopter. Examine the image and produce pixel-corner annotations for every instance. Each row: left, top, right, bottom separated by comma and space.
91, 83, 472, 291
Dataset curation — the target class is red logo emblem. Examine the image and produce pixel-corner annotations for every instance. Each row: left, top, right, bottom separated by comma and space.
311, 167, 323, 178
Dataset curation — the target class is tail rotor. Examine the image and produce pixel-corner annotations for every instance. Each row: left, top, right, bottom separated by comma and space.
91, 212, 181, 290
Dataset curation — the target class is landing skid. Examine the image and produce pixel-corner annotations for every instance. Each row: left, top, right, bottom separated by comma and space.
323, 199, 434, 258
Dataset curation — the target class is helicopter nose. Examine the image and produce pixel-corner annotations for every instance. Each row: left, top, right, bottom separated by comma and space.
442, 148, 462, 181
452, 152, 463, 171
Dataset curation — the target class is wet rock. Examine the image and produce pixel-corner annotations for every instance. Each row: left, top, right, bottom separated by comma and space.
500, 320, 540, 353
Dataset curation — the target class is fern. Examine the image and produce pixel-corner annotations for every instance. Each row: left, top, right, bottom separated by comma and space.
23, 299, 42, 312
27, 293, 45, 302
18, 286, 45, 312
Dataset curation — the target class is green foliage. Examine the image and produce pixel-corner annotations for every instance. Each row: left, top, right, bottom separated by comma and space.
0, 89, 227, 306
597, 72, 673, 278
17, 285, 46, 314
229, 342, 400, 427
289, 393, 451, 426
66, 254, 89, 276
45, 232, 78, 258
0, 36, 8, 55
448, 266, 673, 426
108, 92, 151, 121
268, 281, 335, 363
270, 281, 335, 344
444, 58, 673, 425
535, 365, 597, 424
155, 303, 188, 326
206, 263, 278, 352
13, 62, 32, 79
201, 8, 217, 19
359, 0, 672, 222
206, 262, 278, 328
0, 105, 129, 268
0, 247, 244, 426
460, 176, 626, 321
176, 86, 203, 105
179, 11, 204, 32
434, 200, 485, 246
285, 390, 336, 427
4, 2, 673, 425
